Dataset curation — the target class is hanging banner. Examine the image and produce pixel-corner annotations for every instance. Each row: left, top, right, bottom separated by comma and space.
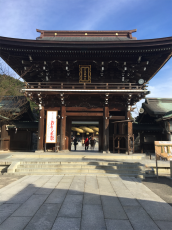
46, 111, 58, 143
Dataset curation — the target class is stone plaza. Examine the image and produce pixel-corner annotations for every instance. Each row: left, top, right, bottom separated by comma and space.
0, 174, 172, 230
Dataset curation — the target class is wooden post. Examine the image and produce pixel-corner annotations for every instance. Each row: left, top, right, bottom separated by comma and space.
99, 119, 103, 152
140, 132, 144, 153
66, 117, 71, 151
103, 106, 109, 153
125, 107, 131, 120
1, 124, 10, 150
60, 105, 66, 150
37, 106, 44, 151
127, 121, 133, 154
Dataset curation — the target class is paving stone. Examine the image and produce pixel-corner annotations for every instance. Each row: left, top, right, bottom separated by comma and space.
6, 187, 38, 203
0, 204, 21, 224
64, 195, 83, 204
29, 176, 53, 187
56, 182, 71, 189
45, 189, 67, 204
84, 193, 101, 205
0, 176, 28, 193
0, 217, 31, 230
60, 179, 73, 183
105, 219, 133, 230
52, 217, 80, 230
25, 204, 61, 230
21, 176, 42, 184
68, 182, 85, 194
48, 175, 63, 183
138, 198, 172, 221
0, 193, 15, 203
81, 204, 106, 230
101, 195, 128, 219
2, 183, 29, 195
58, 202, 82, 218
84, 188, 100, 195
155, 220, 172, 230
35, 182, 56, 195
124, 206, 159, 230
12, 195, 47, 216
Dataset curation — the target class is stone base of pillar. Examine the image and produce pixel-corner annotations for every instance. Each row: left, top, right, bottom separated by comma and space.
103, 151, 111, 154
35, 150, 45, 153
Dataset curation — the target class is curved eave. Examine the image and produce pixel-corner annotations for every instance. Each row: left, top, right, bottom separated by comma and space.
0, 35, 172, 48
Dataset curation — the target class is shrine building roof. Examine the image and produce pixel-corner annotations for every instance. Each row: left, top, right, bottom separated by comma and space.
143, 98, 172, 116
0, 29, 172, 85
36, 29, 137, 41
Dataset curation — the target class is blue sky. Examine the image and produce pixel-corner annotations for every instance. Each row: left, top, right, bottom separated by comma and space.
0, 0, 172, 115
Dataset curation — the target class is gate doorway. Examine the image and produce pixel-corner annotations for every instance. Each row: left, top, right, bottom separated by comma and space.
65, 117, 103, 152
71, 121, 99, 152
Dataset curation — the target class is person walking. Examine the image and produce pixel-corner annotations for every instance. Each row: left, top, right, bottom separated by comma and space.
90, 137, 95, 150
73, 137, 78, 151
85, 137, 89, 150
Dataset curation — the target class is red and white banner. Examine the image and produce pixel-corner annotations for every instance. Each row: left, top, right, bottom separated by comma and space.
46, 111, 57, 143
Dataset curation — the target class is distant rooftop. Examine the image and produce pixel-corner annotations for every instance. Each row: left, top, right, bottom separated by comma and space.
142, 98, 172, 116
36, 29, 137, 41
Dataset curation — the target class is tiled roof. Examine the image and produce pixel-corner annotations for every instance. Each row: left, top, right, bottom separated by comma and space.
142, 98, 172, 116
37, 36, 131, 42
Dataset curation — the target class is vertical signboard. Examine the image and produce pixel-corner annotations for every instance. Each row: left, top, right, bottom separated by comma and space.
79, 65, 91, 83
46, 111, 58, 144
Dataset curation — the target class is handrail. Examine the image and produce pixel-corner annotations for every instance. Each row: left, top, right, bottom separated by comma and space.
25, 82, 143, 90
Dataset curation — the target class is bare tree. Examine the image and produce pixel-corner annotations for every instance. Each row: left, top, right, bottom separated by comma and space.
0, 59, 31, 124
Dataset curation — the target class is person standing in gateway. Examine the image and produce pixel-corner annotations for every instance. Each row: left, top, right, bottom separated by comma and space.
73, 137, 78, 151
85, 137, 89, 150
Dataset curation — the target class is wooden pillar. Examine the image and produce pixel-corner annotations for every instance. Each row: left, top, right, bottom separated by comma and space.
60, 105, 66, 150
66, 118, 71, 151
125, 107, 131, 120
140, 132, 144, 153
103, 106, 109, 153
1, 124, 10, 150
37, 106, 44, 151
99, 119, 103, 152
127, 121, 134, 154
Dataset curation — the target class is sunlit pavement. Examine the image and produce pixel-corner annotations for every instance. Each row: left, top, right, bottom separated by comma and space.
0, 175, 172, 230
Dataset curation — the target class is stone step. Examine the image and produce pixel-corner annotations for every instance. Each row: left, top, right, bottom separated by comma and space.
19, 161, 140, 165
12, 154, 145, 160
15, 168, 143, 174
18, 164, 143, 170
10, 172, 145, 178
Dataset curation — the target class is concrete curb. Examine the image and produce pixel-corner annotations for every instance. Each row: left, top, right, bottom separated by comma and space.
7, 162, 20, 173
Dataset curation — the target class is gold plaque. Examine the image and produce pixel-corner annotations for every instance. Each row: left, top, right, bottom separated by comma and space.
79, 65, 91, 83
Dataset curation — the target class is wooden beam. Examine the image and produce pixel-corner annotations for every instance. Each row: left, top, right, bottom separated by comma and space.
66, 107, 103, 112
110, 116, 125, 120
44, 107, 60, 111
66, 112, 103, 116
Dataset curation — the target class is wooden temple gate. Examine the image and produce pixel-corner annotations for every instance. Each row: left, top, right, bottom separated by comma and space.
0, 29, 172, 153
